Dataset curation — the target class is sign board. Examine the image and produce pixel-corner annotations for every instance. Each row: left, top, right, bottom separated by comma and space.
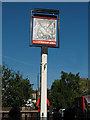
30, 8, 60, 48
29, 8, 60, 118
33, 16, 57, 46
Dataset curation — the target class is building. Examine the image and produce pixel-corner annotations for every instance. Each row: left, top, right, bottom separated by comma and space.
32, 88, 40, 101
32, 90, 37, 100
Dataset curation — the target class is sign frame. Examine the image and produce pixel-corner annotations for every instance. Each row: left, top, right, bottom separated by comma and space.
30, 8, 60, 48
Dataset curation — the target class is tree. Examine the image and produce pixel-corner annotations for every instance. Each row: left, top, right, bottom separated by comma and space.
50, 71, 87, 110
2, 65, 32, 107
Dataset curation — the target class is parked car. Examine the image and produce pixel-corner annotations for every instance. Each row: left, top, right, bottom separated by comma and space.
25, 99, 36, 107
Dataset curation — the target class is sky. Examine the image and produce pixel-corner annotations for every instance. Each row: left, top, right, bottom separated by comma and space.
89, 2, 90, 80
2, 2, 88, 89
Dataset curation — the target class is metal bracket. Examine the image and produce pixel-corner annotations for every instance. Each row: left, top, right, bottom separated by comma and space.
44, 63, 47, 70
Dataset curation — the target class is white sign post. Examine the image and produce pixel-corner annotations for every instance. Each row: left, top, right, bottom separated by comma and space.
40, 47, 48, 119
30, 8, 60, 120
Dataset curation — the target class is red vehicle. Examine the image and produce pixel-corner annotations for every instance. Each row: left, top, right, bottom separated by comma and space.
74, 95, 90, 118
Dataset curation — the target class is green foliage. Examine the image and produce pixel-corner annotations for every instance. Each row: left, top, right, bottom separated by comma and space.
49, 71, 87, 110
2, 65, 32, 107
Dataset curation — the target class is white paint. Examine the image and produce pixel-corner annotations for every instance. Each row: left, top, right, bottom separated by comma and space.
40, 47, 48, 119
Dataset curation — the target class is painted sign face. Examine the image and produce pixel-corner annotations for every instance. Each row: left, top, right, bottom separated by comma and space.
30, 9, 60, 48
32, 16, 57, 46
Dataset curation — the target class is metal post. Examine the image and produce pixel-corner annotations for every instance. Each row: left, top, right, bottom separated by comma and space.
40, 47, 48, 119
25, 114, 27, 120
37, 73, 39, 101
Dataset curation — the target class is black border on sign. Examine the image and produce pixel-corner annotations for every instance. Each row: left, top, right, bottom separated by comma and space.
29, 8, 60, 48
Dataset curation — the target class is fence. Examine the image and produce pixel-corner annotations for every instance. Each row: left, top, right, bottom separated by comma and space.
1, 111, 39, 120
0, 111, 53, 120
